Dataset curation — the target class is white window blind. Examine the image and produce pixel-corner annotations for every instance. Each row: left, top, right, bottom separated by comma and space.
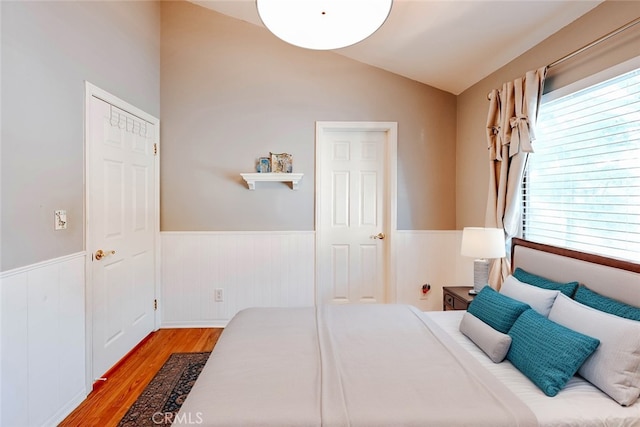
523, 66, 640, 262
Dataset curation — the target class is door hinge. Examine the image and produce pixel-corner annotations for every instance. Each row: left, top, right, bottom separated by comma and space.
154, 299, 158, 311
153, 143, 158, 156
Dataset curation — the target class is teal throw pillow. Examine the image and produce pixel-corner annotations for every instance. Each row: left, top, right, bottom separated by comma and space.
507, 309, 600, 397
574, 285, 640, 321
513, 268, 579, 297
467, 286, 530, 334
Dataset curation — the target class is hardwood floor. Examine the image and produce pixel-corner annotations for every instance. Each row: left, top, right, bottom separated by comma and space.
59, 328, 223, 427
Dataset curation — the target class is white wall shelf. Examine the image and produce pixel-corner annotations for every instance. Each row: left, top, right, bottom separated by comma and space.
240, 172, 304, 190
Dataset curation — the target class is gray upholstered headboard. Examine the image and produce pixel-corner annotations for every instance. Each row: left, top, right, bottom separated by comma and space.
511, 238, 640, 308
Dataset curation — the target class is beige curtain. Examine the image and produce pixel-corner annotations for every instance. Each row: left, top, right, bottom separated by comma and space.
485, 66, 547, 289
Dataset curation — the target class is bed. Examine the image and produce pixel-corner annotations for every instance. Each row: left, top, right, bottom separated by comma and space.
175, 238, 640, 426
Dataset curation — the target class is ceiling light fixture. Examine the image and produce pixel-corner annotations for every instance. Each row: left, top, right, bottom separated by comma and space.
256, 0, 393, 50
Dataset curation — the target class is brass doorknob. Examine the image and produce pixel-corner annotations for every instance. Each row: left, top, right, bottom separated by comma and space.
371, 232, 385, 240
95, 249, 115, 260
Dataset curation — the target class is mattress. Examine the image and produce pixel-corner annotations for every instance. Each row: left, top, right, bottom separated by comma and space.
175, 305, 640, 427
176, 305, 537, 426
426, 310, 640, 427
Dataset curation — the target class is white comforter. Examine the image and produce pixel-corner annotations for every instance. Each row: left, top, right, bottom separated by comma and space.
176, 304, 537, 426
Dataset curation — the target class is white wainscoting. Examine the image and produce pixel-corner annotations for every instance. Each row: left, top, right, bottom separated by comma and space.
1, 252, 86, 427
0, 230, 471, 425
161, 231, 316, 327
395, 230, 472, 311
161, 230, 472, 326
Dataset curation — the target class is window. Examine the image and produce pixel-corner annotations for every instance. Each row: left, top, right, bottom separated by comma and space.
522, 65, 640, 262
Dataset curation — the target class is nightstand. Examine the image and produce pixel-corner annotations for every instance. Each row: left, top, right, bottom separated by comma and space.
443, 286, 475, 311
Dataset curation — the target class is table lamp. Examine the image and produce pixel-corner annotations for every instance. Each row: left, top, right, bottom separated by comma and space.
461, 227, 506, 294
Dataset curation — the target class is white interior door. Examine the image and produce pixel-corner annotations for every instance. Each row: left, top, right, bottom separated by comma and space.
316, 122, 397, 304
87, 92, 158, 382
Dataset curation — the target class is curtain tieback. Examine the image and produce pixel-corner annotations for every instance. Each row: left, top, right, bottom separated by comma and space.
487, 126, 502, 160
509, 115, 533, 156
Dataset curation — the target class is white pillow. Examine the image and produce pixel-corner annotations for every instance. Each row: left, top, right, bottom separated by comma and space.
549, 294, 640, 406
459, 312, 512, 363
500, 275, 559, 317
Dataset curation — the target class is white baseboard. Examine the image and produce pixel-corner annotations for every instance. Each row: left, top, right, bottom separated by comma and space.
161, 320, 229, 329
43, 389, 86, 427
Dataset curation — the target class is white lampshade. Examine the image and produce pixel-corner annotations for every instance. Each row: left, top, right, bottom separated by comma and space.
461, 227, 506, 259
461, 227, 506, 294
256, 0, 393, 50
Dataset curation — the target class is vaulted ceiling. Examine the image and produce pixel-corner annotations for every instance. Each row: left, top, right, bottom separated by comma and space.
191, 0, 603, 94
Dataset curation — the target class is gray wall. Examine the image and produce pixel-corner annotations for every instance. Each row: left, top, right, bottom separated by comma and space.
1, 1, 160, 271
160, 1, 457, 232
5, 0, 638, 270
456, 0, 640, 228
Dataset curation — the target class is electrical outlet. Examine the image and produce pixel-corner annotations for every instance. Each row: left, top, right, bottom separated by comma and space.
420, 283, 431, 300
214, 288, 224, 302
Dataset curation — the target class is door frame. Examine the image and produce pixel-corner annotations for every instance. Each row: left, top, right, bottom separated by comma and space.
315, 121, 398, 304
83, 82, 161, 392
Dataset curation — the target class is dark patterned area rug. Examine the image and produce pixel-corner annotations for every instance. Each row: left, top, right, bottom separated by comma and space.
118, 352, 210, 427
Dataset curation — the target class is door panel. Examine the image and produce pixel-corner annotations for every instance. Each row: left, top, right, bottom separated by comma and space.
132, 165, 149, 231
332, 172, 350, 227
104, 160, 124, 237
331, 245, 350, 302
359, 244, 377, 301
360, 171, 378, 226
104, 259, 125, 344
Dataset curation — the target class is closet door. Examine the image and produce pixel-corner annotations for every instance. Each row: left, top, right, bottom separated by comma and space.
87, 93, 158, 382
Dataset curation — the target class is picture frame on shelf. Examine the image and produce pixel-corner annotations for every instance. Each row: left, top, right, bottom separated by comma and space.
270, 152, 293, 173
257, 157, 271, 173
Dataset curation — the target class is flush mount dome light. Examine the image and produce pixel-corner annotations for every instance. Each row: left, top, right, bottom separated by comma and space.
256, 0, 393, 50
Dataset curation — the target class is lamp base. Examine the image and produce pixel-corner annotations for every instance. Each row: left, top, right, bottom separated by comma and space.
472, 258, 490, 294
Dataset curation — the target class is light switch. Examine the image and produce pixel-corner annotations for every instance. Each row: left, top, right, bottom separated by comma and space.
54, 210, 67, 230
